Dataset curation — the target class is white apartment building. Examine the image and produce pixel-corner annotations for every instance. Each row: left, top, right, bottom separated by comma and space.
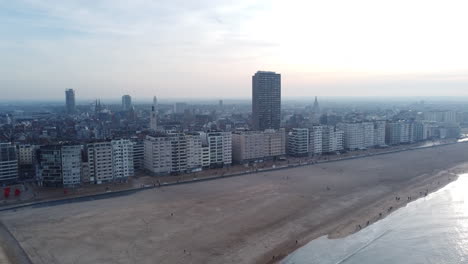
322, 126, 344, 153
87, 140, 134, 184
362, 122, 375, 148
373, 121, 386, 146
144, 132, 228, 175
169, 133, 188, 173
338, 121, 386, 150
287, 128, 309, 156
309, 126, 323, 155
87, 141, 113, 184
201, 146, 210, 168
337, 123, 364, 150
112, 139, 134, 181
400, 122, 411, 143
201, 132, 232, 167
186, 134, 203, 171
144, 135, 172, 175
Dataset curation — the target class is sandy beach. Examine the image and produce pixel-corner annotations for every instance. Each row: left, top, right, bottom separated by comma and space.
1, 143, 468, 264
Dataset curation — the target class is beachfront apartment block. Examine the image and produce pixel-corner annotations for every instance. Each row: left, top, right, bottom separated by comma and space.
131, 138, 145, 172
362, 122, 375, 148
337, 121, 387, 150
169, 133, 189, 173
201, 131, 232, 167
144, 135, 173, 175
287, 128, 309, 156
87, 140, 135, 184
201, 145, 210, 168
87, 141, 114, 184
144, 131, 232, 175
61, 145, 82, 187
385, 120, 459, 145
38, 144, 82, 187
337, 123, 365, 150
386, 121, 411, 145
424, 110, 458, 124
232, 129, 286, 163
111, 139, 134, 181
322, 126, 344, 153
0, 143, 19, 183
373, 121, 386, 146
186, 134, 203, 171
232, 131, 268, 163
265, 129, 286, 158
308, 126, 323, 155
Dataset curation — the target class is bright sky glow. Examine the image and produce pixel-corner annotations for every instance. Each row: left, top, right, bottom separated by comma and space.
1, 0, 468, 100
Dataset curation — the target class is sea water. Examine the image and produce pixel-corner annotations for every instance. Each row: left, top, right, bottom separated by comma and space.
283, 174, 468, 264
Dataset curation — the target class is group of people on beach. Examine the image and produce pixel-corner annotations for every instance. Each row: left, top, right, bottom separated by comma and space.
355, 186, 436, 232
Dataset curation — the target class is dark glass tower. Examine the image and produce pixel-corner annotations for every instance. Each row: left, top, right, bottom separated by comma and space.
65, 89, 76, 114
252, 71, 281, 130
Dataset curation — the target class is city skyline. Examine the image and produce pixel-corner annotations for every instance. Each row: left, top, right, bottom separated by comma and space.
2, 0, 468, 100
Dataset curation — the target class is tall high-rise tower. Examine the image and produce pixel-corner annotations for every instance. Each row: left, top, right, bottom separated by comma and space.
150, 96, 158, 131
252, 71, 281, 131
122, 95, 132, 111
65, 89, 76, 114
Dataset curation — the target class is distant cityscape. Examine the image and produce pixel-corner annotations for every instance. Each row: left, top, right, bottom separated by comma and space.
0, 71, 466, 188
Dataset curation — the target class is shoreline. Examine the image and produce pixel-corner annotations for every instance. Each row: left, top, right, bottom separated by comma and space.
2, 143, 468, 264
267, 166, 463, 264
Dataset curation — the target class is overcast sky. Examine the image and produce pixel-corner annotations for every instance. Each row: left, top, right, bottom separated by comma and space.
2, 0, 468, 100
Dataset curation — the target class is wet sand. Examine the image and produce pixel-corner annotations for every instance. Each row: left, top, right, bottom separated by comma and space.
1, 143, 468, 264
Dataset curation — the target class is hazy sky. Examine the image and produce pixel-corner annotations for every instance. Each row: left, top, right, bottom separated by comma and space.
2, 0, 468, 100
